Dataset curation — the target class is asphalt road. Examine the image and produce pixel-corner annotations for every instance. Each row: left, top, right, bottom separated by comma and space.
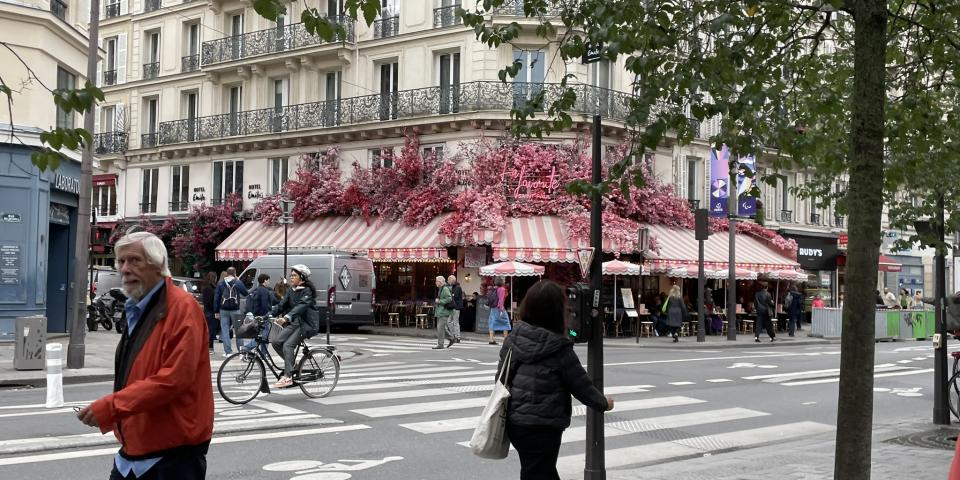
0, 335, 945, 480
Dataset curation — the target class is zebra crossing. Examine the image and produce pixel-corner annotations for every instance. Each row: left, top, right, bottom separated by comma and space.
288, 358, 835, 476
326, 335, 494, 356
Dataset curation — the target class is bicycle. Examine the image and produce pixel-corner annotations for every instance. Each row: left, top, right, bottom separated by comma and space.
216, 316, 340, 405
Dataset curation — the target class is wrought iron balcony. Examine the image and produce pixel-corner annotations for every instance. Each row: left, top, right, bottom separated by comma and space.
95, 204, 118, 217
103, 70, 117, 86
50, 0, 67, 19
169, 200, 190, 212
493, 2, 561, 16
144, 0, 160, 13
156, 82, 653, 146
104, 2, 121, 18
141, 132, 158, 148
201, 17, 355, 66
143, 62, 160, 80
810, 213, 821, 225
687, 117, 701, 138
181, 54, 199, 73
93, 132, 127, 154
139, 202, 157, 214
834, 214, 845, 228
433, 4, 461, 28
374, 15, 399, 38
780, 209, 793, 223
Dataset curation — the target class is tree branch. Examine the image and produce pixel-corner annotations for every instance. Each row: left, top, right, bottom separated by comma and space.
0, 42, 53, 92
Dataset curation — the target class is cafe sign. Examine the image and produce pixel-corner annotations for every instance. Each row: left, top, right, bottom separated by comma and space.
53, 173, 81, 195
501, 165, 561, 202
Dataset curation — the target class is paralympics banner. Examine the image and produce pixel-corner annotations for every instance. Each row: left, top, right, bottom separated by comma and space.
736, 154, 757, 217
708, 145, 730, 217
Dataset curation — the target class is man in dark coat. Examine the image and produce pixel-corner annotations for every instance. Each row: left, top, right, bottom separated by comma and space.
446, 274, 464, 345
785, 284, 804, 336
755, 282, 776, 343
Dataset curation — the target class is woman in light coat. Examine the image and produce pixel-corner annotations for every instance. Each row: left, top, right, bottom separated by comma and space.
661, 285, 688, 342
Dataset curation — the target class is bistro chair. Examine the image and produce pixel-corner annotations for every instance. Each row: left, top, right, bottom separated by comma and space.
740, 318, 755, 334
639, 320, 654, 337
386, 309, 401, 328
415, 304, 430, 329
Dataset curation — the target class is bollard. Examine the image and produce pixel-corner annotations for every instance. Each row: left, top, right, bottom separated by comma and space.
45, 343, 64, 408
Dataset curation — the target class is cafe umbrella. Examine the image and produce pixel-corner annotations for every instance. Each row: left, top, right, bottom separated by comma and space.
603, 260, 644, 322
479, 261, 545, 317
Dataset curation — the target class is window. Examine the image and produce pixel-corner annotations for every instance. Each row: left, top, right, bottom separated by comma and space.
422, 144, 444, 162
141, 168, 159, 214
272, 78, 289, 132
144, 31, 160, 79
274, 14, 289, 51
270, 157, 289, 194
227, 85, 242, 135
378, 62, 399, 120
142, 97, 158, 147
370, 148, 393, 168
323, 71, 342, 126
170, 165, 190, 211
213, 160, 244, 204
438, 52, 460, 114
229, 13, 243, 59
94, 184, 117, 216
182, 23, 200, 72
512, 49, 545, 107
183, 91, 198, 141
327, 0, 344, 16
101, 105, 116, 133
104, 37, 117, 85
56, 67, 76, 129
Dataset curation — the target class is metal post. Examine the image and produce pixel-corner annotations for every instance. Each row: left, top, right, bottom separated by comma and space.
697, 239, 706, 342
726, 160, 738, 340
585, 114, 605, 480
89, 208, 96, 302
283, 221, 288, 282
67, 0, 101, 369
934, 192, 949, 425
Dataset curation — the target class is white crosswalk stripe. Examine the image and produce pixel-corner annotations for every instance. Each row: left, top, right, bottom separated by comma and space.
331, 336, 493, 356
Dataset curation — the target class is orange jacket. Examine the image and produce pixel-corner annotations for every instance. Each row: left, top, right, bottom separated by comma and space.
951, 436, 960, 480
91, 277, 214, 457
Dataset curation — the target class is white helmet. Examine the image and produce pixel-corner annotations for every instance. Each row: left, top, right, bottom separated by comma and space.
290, 264, 311, 279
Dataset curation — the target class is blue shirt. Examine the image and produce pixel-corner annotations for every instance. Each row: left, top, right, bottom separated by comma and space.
115, 279, 164, 477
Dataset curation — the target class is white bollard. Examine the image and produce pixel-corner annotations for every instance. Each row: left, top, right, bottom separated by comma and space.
45, 343, 64, 408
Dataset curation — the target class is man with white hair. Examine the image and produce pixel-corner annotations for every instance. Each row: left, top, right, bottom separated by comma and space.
446, 274, 464, 344
76, 232, 214, 479
433, 276, 456, 349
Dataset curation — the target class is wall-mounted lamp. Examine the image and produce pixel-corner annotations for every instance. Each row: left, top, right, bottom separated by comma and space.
464, 273, 472, 283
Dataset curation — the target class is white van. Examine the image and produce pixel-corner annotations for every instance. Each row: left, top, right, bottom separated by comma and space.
238, 247, 377, 329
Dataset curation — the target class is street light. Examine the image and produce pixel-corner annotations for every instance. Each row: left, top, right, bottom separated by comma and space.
636, 226, 650, 345
280, 197, 295, 282
914, 192, 949, 425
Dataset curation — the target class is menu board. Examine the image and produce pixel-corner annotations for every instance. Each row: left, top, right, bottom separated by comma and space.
620, 288, 635, 308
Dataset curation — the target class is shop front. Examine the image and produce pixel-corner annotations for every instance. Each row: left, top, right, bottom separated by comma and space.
779, 230, 839, 307
0, 146, 81, 338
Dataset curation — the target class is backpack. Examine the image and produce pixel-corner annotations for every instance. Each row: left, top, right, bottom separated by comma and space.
783, 292, 794, 310
221, 281, 240, 310
486, 288, 499, 308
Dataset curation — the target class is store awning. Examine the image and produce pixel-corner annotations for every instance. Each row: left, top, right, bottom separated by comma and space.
645, 225, 799, 273
92, 174, 116, 186
329, 215, 451, 262
492, 216, 578, 263
879, 255, 902, 272
215, 217, 348, 261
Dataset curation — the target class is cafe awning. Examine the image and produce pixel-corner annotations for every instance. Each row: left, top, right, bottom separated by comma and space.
215, 216, 348, 261
492, 216, 578, 263
332, 215, 451, 262
645, 225, 799, 273
879, 255, 902, 272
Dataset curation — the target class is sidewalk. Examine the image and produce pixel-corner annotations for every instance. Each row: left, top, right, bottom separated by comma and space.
358, 325, 836, 349
604, 417, 956, 480
0, 332, 118, 387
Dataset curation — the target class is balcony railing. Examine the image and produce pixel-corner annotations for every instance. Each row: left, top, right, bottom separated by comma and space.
810, 213, 821, 225
105, 2, 120, 18
139, 202, 157, 214
834, 214, 845, 228
780, 209, 793, 223
103, 70, 117, 86
493, 2, 562, 16
374, 15, 399, 38
144, 0, 160, 12
143, 62, 160, 80
141, 132, 158, 148
433, 5, 461, 28
93, 132, 127, 154
181, 54, 200, 72
95, 205, 118, 217
50, 0, 67, 19
169, 200, 190, 212
201, 17, 355, 66
156, 82, 660, 146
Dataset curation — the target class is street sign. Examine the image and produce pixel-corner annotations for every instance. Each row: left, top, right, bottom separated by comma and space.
592, 289, 600, 308
582, 43, 602, 64
577, 247, 594, 279
0, 213, 21, 223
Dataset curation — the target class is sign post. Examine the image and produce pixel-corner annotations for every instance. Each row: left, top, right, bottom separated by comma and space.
584, 115, 605, 480
577, 247, 594, 279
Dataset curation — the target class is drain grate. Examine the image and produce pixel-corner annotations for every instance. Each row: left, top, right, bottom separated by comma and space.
883, 428, 958, 451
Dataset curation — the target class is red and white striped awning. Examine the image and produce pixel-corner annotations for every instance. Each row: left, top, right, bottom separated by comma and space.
332, 215, 451, 262
215, 217, 349, 261
492, 216, 578, 263
646, 225, 798, 273
479, 260, 545, 277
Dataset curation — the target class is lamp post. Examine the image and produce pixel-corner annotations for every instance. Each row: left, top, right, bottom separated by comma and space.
636, 227, 650, 345
280, 197, 295, 281
89, 207, 97, 303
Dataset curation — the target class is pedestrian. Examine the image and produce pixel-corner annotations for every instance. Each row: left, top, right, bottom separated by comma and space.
499, 280, 613, 480
754, 282, 776, 342
883, 287, 898, 308
911, 291, 925, 309
899, 288, 911, 309
785, 284, 804, 335
433, 276, 456, 349
661, 285, 687, 342
242, 273, 274, 356
811, 294, 825, 309
487, 278, 512, 345
200, 271, 218, 353
76, 232, 214, 480
270, 265, 320, 388
446, 274, 464, 344
875, 290, 886, 307
214, 266, 249, 357
274, 279, 288, 302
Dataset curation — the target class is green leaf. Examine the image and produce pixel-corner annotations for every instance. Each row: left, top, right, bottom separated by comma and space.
252, 0, 286, 21
361, 0, 380, 25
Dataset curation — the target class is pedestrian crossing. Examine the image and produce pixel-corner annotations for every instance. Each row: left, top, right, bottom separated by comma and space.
325, 335, 494, 356
277, 358, 836, 476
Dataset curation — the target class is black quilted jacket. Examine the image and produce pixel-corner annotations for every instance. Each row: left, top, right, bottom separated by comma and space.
497, 321, 608, 429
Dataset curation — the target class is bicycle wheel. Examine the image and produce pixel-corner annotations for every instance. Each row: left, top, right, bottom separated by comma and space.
297, 349, 340, 398
949, 370, 960, 421
217, 352, 266, 405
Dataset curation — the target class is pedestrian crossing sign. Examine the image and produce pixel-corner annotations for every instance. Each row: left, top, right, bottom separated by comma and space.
577, 248, 594, 279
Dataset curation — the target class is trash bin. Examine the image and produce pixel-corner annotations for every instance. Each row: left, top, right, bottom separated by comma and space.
14, 315, 46, 370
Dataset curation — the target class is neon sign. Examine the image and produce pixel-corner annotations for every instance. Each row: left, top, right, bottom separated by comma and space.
501, 165, 561, 201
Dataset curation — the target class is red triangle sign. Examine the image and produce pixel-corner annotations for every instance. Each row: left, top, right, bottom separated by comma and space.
577, 248, 594, 279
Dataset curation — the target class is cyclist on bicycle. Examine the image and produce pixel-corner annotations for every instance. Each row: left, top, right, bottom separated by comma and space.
269, 265, 320, 388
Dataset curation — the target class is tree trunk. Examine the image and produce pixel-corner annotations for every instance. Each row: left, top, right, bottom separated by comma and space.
834, 1, 887, 479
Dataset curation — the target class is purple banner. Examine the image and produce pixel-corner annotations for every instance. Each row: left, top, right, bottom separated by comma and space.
737, 154, 757, 217
709, 145, 730, 217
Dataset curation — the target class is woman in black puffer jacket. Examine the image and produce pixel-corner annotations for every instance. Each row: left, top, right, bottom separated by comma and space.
497, 280, 614, 480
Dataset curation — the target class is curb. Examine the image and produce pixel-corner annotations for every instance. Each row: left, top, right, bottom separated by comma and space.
0, 373, 116, 389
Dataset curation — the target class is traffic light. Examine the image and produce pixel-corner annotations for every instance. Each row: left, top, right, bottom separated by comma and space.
566, 283, 592, 343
